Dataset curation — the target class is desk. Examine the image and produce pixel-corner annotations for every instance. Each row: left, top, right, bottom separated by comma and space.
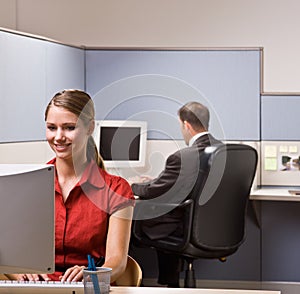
0, 284, 281, 294
248, 188, 300, 282
111, 287, 280, 294
249, 187, 300, 227
250, 188, 300, 201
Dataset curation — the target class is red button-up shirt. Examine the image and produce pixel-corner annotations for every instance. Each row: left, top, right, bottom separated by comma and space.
47, 159, 134, 280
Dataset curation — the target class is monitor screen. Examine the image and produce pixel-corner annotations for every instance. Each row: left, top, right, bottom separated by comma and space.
93, 120, 147, 168
0, 164, 55, 274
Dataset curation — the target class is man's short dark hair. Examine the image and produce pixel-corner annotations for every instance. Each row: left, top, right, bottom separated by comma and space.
178, 101, 210, 131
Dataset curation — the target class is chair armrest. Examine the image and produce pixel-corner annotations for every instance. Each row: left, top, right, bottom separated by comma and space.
133, 198, 193, 217
132, 199, 194, 252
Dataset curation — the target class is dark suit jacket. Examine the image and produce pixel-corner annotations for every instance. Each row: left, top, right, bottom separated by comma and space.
132, 133, 221, 240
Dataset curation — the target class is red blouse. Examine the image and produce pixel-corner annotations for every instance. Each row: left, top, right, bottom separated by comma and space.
47, 159, 134, 280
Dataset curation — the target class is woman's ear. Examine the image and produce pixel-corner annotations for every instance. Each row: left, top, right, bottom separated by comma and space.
88, 120, 95, 136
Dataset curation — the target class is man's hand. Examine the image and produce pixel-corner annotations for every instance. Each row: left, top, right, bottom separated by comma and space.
127, 175, 153, 185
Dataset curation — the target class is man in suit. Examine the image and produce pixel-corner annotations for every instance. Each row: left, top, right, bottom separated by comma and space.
130, 101, 221, 287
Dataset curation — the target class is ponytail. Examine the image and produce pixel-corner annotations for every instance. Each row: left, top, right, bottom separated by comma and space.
87, 136, 105, 170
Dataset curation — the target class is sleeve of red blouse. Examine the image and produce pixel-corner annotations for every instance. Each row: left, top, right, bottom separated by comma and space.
108, 176, 135, 215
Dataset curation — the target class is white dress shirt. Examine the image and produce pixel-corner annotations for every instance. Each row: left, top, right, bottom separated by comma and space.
188, 131, 209, 147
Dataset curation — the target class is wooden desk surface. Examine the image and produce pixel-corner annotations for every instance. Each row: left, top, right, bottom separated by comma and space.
110, 286, 280, 294
0, 283, 281, 294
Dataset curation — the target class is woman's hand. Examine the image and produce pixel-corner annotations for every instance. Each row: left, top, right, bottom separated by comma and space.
60, 265, 85, 282
13, 273, 50, 281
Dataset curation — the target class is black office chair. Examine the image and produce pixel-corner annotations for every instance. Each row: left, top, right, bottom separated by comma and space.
132, 143, 258, 288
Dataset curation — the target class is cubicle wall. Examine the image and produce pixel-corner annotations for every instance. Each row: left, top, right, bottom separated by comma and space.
86, 48, 261, 141
0, 29, 85, 143
261, 94, 300, 186
260, 94, 300, 283
0, 36, 262, 143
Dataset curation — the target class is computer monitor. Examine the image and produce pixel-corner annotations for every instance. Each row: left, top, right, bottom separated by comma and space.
93, 120, 147, 168
0, 164, 55, 274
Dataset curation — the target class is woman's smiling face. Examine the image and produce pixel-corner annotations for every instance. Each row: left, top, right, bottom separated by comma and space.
46, 105, 89, 162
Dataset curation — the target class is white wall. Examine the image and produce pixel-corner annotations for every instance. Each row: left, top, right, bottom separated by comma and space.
0, 141, 54, 164
0, 0, 299, 92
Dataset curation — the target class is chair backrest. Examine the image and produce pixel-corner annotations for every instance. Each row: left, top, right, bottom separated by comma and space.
190, 143, 258, 251
114, 255, 142, 287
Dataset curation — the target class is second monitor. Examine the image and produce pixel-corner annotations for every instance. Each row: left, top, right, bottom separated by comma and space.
93, 120, 147, 169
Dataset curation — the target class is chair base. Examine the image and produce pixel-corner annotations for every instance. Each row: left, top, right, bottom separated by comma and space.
184, 268, 196, 288
184, 259, 196, 288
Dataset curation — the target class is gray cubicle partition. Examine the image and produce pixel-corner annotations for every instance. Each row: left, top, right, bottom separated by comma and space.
0, 30, 85, 143
85, 48, 262, 141
261, 94, 300, 141
1, 37, 261, 143
261, 94, 300, 186
260, 94, 300, 283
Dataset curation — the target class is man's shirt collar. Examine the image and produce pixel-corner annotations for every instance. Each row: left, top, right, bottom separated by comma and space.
188, 131, 209, 147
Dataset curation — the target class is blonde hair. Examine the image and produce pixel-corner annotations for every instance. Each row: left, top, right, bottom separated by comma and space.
45, 89, 105, 169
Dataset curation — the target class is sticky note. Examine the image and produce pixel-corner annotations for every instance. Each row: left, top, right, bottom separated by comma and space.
265, 145, 277, 157
279, 145, 288, 153
289, 145, 298, 153
264, 158, 277, 171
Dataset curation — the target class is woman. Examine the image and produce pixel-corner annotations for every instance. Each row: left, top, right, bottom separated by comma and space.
16, 89, 134, 283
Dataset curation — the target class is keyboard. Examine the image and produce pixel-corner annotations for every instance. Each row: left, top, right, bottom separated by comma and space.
0, 280, 84, 294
